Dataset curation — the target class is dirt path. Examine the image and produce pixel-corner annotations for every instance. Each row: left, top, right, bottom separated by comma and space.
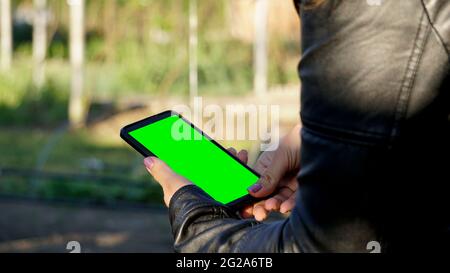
0, 199, 173, 253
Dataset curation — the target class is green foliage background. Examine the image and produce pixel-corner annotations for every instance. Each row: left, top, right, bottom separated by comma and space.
0, 0, 299, 127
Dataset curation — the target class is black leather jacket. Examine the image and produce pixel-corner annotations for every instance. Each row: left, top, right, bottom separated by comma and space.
168, 0, 450, 252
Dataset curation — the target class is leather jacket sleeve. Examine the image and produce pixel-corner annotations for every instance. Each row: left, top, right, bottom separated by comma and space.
168, 185, 301, 253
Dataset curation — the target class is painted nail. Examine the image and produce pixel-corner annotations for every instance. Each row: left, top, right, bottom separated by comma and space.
144, 157, 154, 169
248, 183, 263, 193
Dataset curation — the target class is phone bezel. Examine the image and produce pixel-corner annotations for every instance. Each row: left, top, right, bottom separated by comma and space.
120, 110, 261, 210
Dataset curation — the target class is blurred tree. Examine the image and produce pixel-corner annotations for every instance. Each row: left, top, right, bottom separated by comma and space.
254, 0, 268, 98
189, 0, 198, 103
68, 0, 86, 128
33, 0, 47, 88
1, 0, 12, 71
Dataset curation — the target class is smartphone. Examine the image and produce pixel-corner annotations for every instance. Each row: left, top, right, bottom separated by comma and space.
120, 110, 260, 209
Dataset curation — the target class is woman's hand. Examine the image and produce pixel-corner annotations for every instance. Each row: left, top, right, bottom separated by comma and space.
241, 124, 301, 221
143, 156, 192, 207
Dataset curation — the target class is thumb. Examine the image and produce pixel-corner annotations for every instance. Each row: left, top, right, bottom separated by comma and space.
247, 149, 288, 198
144, 157, 191, 207
144, 157, 181, 186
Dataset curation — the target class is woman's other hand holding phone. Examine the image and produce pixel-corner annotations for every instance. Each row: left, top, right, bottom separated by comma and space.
240, 124, 301, 221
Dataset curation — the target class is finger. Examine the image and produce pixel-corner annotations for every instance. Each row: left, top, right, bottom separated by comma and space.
144, 157, 187, 186
227, 147, 237, 156
253, 203, 269, 222
263, 186, 294, 212
240, 205, 254, 219
237, 149, 248, 164
248, 149, 289, 198
144, 157, 191, 207
240, 199, 267, 219
264, 197, 282, 211
280, 195, 296, 214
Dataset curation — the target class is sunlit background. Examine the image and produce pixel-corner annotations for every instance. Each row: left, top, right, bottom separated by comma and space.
0, 0, 300, 252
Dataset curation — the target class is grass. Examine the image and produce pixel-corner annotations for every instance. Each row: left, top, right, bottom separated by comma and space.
0, 129, 132, 172
0, 128, 163, 204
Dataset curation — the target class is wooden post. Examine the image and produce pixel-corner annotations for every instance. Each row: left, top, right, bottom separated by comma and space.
253, 0, 269, 98
0, 0, 12, 71
33, 0, 47, 88
189, 0, 198, 103
68, 0, 85, 128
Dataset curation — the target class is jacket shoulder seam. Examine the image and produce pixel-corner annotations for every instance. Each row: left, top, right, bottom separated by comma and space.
390, 10, 431, 140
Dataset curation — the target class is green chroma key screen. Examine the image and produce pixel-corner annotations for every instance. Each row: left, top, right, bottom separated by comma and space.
128, 115, 259, 204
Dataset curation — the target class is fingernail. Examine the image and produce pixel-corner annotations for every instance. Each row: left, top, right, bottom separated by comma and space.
248, 183, 263, 193
144, 157, 154, 169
